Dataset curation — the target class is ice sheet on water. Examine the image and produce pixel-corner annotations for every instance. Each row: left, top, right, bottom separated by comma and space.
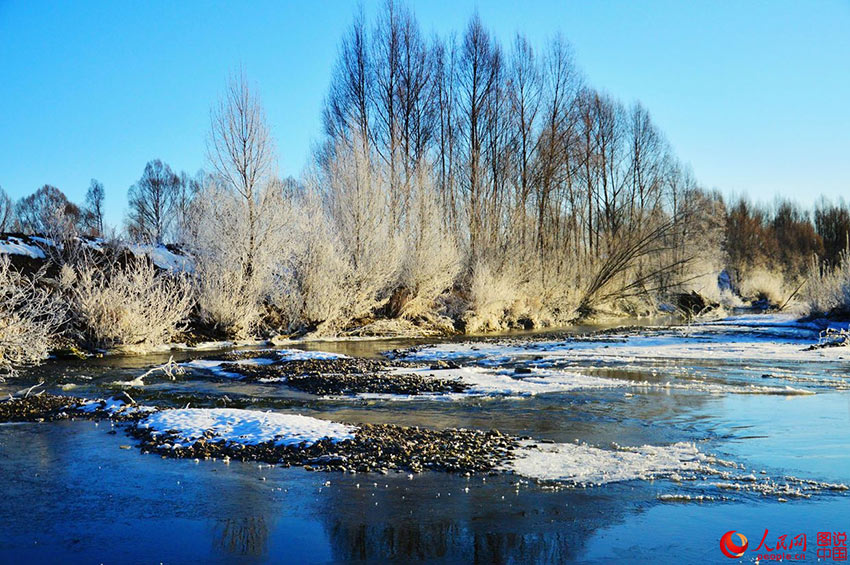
506, 439, 849, 499
353, 366, 813, 401
399, 317, 850, 366
506, 440, 711, 485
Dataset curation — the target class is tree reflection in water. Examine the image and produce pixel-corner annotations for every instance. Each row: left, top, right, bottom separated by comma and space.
214, 516, 269, 557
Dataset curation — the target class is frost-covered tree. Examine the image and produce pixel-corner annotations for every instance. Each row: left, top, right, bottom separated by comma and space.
207, 70, 276, 279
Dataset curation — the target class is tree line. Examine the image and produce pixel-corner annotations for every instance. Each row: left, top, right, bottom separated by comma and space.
2, 1, 849, 338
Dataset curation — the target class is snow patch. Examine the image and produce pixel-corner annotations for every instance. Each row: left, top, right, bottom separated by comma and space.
183, 349, 347, 378
400, 366, 625, 397
0, 236, 46, 259
76, 397, 157, 416
139, 408, 355, 446
128, 244, 193, 272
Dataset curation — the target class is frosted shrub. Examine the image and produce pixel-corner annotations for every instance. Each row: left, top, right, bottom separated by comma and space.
737, 268, 792, 305
272, 196, 350, 333
187, 182, 293, 338
803, 252, 850, 317
464, 260, 521, 333
320, 141, 402, 322
0, 257, 64, 375
194, 257, 265, 339
69, 258, 193, 350
398, 170, 461, 319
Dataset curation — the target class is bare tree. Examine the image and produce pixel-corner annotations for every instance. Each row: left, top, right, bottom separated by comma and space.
0, 187, 12, 232
15, 184, 81, 238
457, 14, 502, 257
83, 179, 105, 237
174, 170, 204, 242
207, 70, 276, 278
323, 7, 371, 149
127, 160, 180, 244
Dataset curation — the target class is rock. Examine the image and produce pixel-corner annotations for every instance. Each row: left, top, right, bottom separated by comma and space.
110, 391, 135, 405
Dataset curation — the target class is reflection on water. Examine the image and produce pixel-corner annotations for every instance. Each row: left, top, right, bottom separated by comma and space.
215, 516, 269, 557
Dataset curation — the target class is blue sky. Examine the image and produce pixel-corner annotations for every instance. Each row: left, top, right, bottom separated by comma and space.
1, 0, 848, 227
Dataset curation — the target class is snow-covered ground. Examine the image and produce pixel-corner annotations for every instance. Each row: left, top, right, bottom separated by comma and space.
76, 396, 157, 416
127, 244, 192, 272
139, 408, 355, 447
0, 236, 46, 258
0, 234, 193, 272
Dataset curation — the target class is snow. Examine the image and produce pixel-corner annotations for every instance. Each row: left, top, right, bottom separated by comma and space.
0, 236, 46, 259
273, 348, 347, 361
396, 366, 627, 397
182, 359, 243, 378
183, 349, 347, 377
76, 397, 157, 416
139, 408, 355, 446
129, 244, 192, 272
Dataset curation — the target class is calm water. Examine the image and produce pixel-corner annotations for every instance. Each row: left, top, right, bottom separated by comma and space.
1, 322, 848, 564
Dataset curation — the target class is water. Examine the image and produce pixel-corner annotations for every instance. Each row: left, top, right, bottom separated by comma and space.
1, 316, 848, 563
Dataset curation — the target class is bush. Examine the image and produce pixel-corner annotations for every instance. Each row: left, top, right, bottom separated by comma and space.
397, 170, 461, 319
186, 181, 293, 339
271, 195, 350, 333
68, 257, 193, 350
802, 252, 850, 317
194, 257, 265, 339
464, 260, 522, 333
737, 268, 792, 306
0, 257, 64, 375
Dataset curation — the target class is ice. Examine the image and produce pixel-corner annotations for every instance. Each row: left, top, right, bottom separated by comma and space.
400, 315, 850, 366
505, 439, 849, 499
396, 366, 627, 397
182, 359, 241, 378
506, 440, 711, 485
139, 408, 355, 446
274, 349, 347, 361
365, 366, 812, 401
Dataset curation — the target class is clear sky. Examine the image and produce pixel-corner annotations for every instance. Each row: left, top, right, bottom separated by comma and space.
1, 0, 848, 227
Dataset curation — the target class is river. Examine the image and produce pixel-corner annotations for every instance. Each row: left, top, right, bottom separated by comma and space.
1, 314, 848, 563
